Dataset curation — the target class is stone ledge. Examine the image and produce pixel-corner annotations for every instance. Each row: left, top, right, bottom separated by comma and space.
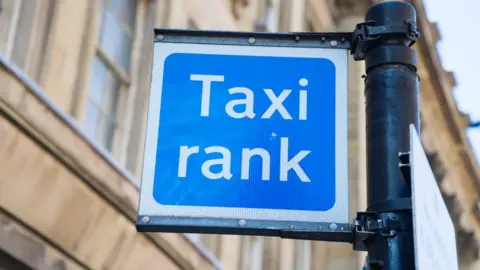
0, 116, 181, 270
0, 209, 85, 270
0, 60, 218, 270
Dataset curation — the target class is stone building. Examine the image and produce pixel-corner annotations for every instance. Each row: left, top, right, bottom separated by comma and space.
0, 0, 479, 269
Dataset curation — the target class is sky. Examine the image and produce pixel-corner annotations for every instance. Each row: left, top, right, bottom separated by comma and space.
423, 0, 480, 162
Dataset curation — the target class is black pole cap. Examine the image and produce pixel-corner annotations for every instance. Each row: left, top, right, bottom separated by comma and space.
366, 1, 416, 26
351, 1, 419, 61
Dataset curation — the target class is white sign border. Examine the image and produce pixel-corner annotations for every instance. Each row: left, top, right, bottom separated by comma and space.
138, 40, 349, 225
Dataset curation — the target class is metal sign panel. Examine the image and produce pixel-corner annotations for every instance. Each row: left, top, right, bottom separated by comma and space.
410, 125, 458, 270
137, 29, 349, 236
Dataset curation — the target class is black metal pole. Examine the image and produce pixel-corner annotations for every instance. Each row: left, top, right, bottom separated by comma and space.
352, 1, 420, 269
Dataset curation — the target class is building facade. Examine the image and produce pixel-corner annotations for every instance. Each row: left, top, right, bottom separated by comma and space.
0, 0, 479, 269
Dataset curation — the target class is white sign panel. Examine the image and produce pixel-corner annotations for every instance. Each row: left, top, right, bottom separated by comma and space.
410, 124, 458, 270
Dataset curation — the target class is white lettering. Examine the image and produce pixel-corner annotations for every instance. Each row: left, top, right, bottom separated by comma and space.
178, 146, 199, 177
177, 139, 312, 183
280, 137, 311, 182
299, 78, 308, 120
261, 89, 293, 120
190, 74, 225, 117
201, 146, 233, 180
226, 87, 256, 119
299, 90, 307, 120
241, 148, 271, 180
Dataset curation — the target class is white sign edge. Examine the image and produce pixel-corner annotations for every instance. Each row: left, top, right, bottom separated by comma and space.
137, 41, 349, 224
410, 124, 458, 270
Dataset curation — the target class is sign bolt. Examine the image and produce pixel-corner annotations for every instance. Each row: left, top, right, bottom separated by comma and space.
329, 223, 338, 230
141, 216, 150, 224
329, 40, 338, 47
238, 219, 247, 227
248, 37, 256, 44
156, 34, 164, 41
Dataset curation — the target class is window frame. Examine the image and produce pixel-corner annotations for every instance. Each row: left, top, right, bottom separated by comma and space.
1, 0, 22, 59
0, 0, 55, 81
81, 0, 146, 160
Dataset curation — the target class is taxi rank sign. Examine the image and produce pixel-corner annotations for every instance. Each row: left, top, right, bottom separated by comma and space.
137, 29, 349, 237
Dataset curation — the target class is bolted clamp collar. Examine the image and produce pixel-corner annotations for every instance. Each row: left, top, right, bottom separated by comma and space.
351, 20, 420, 61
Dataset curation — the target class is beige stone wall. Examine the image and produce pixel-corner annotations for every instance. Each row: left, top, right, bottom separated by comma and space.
1, 0, 479, 269
0, 65, 218, 270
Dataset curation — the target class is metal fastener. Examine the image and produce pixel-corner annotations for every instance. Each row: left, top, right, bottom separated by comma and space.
330, 40, 338, 47
156, 34, 164, 41
248, 37, 256, 44
321, 36, 326, 42
295, 36, 300, 41
329, 223, 338, 230
141, 216, 150, 224
238, 219, 247, 227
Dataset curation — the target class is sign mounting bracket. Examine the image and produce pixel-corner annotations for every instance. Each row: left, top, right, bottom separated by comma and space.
154, 28, 353, 49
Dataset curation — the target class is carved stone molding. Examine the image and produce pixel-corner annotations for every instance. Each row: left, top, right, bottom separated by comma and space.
445, 195, 480, 263
428, 21, 441, 43
329, 0, 372, 24
445, 71, 458, 89
426, 151, 447, 184
457, 229, 480, 263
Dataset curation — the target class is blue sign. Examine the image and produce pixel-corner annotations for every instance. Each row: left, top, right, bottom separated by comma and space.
152, 52, 336, 211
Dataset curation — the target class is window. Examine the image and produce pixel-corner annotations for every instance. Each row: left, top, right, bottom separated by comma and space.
295, 240, 311, 270
254, 0, 281, 32
249, 236, 264, 270
0, 0, 22, 60
0, 0, 54, 81
126, 5, 199, 175
84, 0, 137, 151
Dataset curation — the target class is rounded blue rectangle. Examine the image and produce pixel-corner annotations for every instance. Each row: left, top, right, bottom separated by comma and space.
153, 53, 336, 211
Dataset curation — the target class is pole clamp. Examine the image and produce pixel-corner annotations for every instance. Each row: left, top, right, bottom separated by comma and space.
352, 212, 408, 251
351, 20, 420, 61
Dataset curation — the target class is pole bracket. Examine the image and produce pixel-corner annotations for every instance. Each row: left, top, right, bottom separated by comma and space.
352, 212, 409, 251
363, 256, 384, 270
399, 151, 412, 184
351, 20, 420, 61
